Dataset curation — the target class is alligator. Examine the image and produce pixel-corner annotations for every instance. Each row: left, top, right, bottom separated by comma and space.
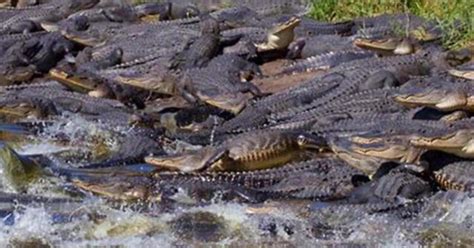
341, 134, 424, 169
0, 86, 145, 125
433, 161, 474, 193
206, 49, 440, 135
58, 156, 363, 202
266, 47, 447, 122
309, 167, 433, 218
145, 129, 326, 172
394, 74, 474, 112
352, 13, 442, 41
223, 0, 310, 17
49, 3, 180, 46
327, 133, 424, 176
170, 15, 222, 70
278, 49, 376, 75
449, 61, 474, 80
177, 54, 263, 114
0, 31, 75, 85
0, 95, 58, 121
0, 31, 48, 57
268, 87, 410, 130
293, 34, 356, 59
353, 37, 417, 55
409, 125, 474, 159
0, 0, 99, 34
157, 104, 231, 134
256, 16, 301, 52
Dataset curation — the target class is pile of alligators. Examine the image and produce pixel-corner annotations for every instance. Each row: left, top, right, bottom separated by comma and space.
1, 0, 474, 244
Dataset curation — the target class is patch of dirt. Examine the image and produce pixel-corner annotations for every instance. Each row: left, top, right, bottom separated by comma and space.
253, 59, 325, 94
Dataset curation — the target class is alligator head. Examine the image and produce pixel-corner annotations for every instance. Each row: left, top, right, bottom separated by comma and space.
145, 147, 220, 172
256, 16, 301, 52
410, 129, 474, 159
354, 37, 415, 55
73, 174, 156, 201
395, 87, 474, 111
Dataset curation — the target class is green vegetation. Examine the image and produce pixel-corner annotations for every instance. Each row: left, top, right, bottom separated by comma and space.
308, 0, 473, 49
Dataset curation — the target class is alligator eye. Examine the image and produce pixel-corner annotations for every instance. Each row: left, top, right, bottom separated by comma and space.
296, 134, 307, 146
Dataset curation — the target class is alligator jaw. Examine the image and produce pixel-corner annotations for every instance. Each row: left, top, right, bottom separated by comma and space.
256, 17, 301, 52
410, 130, 474, 158
395, 90, 468, 111
449, 69, 474, 80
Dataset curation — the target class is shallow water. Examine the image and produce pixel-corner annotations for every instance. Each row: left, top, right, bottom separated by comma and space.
1, 115, 473, 247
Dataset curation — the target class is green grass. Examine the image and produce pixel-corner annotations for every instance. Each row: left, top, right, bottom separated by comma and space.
308, 0, 473, 49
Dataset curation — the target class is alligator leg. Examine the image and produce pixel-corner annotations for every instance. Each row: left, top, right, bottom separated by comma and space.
201, 149, 229, 171
237, 81, 264, 96
358, 70, 399, 91
9, 20, 39, 34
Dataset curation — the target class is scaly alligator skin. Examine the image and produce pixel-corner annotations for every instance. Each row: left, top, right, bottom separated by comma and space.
211, 48, 442, 134
297, 34, 355, 59
261, 15, 354, 37
269, 48, 441, 122
0, 96, 58, 121
0, 32, 74, 84
311, 115, 454, 140
178, 54, 262, 114
88, 26, 198, 65
0, 31, 48, 57
434, 161, 474, 193
0, 86, 129, 118
145, 129, 326, 172
268, 87, 410, 130
352, 13, 442, 41
229, 0, 310, 17
449, 61, 474, 80
394, 74, 474, 111
409, 122, 474, 159
279, 49, 376, 75
60, 156, 361, 202
256, 158, 366, 200
309, 167, 433, 220
347, 168, 432, 203
171, 15, 221, 70
0, 0, 99, 34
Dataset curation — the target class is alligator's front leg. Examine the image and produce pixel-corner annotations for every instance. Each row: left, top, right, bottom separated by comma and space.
236, 81, 265, 97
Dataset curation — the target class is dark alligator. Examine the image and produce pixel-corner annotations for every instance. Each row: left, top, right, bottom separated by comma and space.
279, 49, 376, 74
309, 167, 434, 217
0, 86, 147, 126
267, 47, 446, 122
0, 31, 75, 85
0, 0, 99, 34
0, 95, 58, 121
177, 54, 262, 114
170, 15, 222, 70
352, 13, 442, 41
200, 48, 443, 136
268, 87, 411, 130
58, 156, 363, 202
